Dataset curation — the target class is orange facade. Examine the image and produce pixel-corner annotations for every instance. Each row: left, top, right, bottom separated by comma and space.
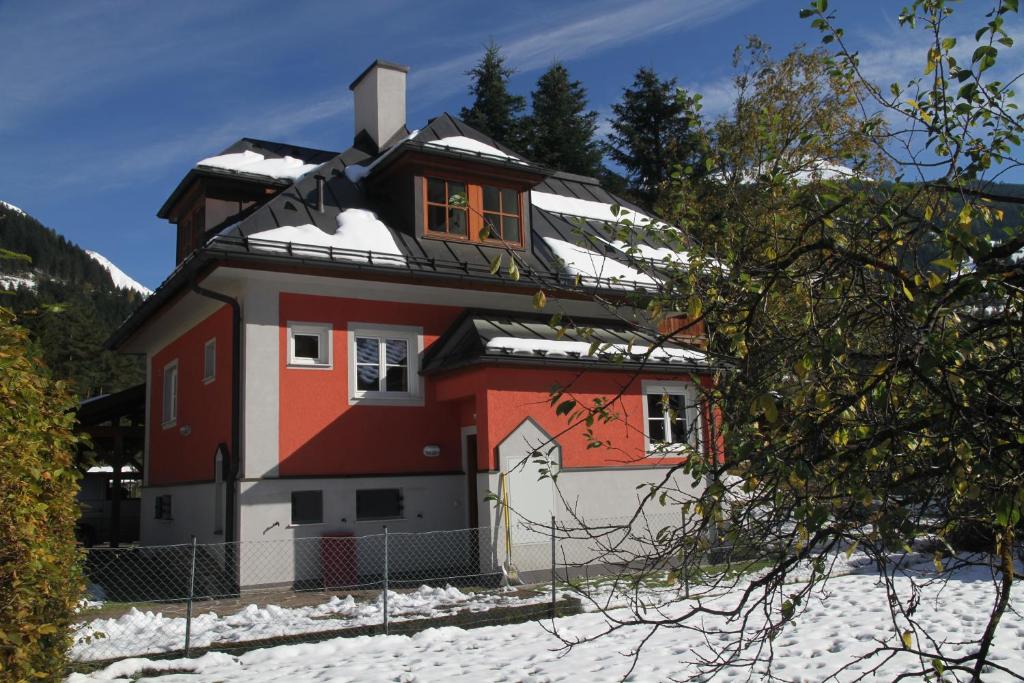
149, 305, 233, 485
148, 292, 721, 484
277, 293, 465, 476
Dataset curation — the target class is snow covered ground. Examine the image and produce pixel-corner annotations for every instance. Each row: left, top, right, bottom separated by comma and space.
71, 585, 550, 662
69, 557, 1024, 682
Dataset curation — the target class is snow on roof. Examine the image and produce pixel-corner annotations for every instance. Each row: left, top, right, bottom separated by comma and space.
718, 159, 869, 185
86, 250, 152, 296
542, 236, 657, 288
196, 150, 320, 181
425, 136, 519, 160
244, 209, 406, 264
344, 129, 420, 183
485, 336, 706, 364
1, 200, 26, 216
531, 191, 661, 227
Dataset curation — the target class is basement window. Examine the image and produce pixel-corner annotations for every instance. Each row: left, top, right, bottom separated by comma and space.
423, 177, 523, 246
291, 490, 323, 526
154, 494, 173, 520
288, 322, 331, 368
356, 488, 403, 521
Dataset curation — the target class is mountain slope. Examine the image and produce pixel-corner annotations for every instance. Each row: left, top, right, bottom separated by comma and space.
86, 250, 152, 296
0, 201, 145, 397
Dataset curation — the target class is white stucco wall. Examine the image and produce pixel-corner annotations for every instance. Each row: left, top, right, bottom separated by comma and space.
236, 474, 468, 588
139, 483, 220, 546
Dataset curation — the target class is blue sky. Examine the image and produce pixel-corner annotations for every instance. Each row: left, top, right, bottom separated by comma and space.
0, 0, 1010, 289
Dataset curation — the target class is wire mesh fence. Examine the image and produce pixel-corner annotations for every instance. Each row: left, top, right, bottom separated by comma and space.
72, 512, 723, 667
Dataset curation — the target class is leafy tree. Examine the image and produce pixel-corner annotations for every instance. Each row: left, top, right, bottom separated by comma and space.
515, 2, 1023, 680
0, 305, 83, 680
460, 41, 526, 152
606, 66, 706, 210
524, 62, 604, 176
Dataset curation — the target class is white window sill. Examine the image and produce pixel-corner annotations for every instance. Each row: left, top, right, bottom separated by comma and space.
349, 393, 423, 407
161, 420, 177, 430
287, 362, 333, 370
287, 522, 325, 529
202, 376, 216, 385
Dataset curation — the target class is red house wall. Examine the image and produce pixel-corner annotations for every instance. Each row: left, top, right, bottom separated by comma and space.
434, 366, 722, 471
277, 293, 464, 476
149, 305, 233, 485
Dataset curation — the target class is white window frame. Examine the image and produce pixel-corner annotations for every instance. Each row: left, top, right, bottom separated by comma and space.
203, 338, 216, 384
161, 360, 178, 428
640, 380, 703, 456
287, 321, 332, 368
348, 323, 423, 406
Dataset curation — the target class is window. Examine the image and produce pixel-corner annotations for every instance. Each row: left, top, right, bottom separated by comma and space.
348, 324, 422, 404
154, 494, 173, 520
291, 490, 323, 525
357, 489, 403, 520
481, 185, 521, 243
425, 177, 468, 238
423, 177, 522, 246
288, 322, 331, 368
642, 381, 702, 454
203, 338, 216, 383
161, 361, 178, 427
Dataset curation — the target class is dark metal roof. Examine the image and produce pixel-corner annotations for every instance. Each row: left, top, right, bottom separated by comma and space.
421, 310, 714, 375
115, 113, 696, 350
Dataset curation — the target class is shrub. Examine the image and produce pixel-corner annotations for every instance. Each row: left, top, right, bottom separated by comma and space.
0, 307, 84, 680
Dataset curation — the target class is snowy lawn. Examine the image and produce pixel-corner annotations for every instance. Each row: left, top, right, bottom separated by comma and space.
68, 557, 1024, 682
71, 585, 552, 662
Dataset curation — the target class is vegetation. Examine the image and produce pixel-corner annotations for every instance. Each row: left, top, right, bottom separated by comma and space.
513, 0, 1024, 680
523, 62, 604, 177
605, 66, 707, 210
459, 42, 527, 154
0, 305, 84, 680
0, 203, 144, 398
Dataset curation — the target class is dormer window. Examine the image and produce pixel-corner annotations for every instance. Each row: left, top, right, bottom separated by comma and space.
422, 177, 523, 247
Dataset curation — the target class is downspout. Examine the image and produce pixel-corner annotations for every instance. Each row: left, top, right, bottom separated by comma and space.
190, 279, 241, 548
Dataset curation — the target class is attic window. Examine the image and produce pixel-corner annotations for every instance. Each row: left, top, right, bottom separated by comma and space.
422, 177, 522, 246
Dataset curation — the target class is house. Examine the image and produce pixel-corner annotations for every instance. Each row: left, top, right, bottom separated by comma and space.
108, 60, 722, 586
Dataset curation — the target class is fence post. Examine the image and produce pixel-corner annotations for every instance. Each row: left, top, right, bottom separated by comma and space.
550, 515, 556, 619
382, 526, 389, 635
185, 535, 197, 656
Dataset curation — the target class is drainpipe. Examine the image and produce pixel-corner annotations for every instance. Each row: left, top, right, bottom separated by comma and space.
190, 280, 241, 551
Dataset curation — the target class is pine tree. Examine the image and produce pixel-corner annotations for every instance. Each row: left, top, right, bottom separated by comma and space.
524, 63, 604, 176
459, 42, 526, 152
606, 67, 706, 209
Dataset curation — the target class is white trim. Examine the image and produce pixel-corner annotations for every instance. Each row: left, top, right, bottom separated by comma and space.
640, 380, 702, 456
287, 321, 332, 368
202, 337, 217, 384
347, 322, 424, 406
161, 360, 178, 428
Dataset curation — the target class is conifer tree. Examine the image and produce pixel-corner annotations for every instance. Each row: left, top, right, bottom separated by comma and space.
460, 42, 526, 152
606, 67, 705, 209
524, 63, 604, 176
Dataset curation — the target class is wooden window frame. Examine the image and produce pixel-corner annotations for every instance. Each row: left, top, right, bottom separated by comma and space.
421, 176, 525, 249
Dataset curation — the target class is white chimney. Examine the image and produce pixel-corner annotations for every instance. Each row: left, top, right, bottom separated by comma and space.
349, 60, 409, 151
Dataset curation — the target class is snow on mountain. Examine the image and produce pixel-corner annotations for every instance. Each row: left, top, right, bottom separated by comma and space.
0, 200, 26, 216
85, 250, 152, 296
